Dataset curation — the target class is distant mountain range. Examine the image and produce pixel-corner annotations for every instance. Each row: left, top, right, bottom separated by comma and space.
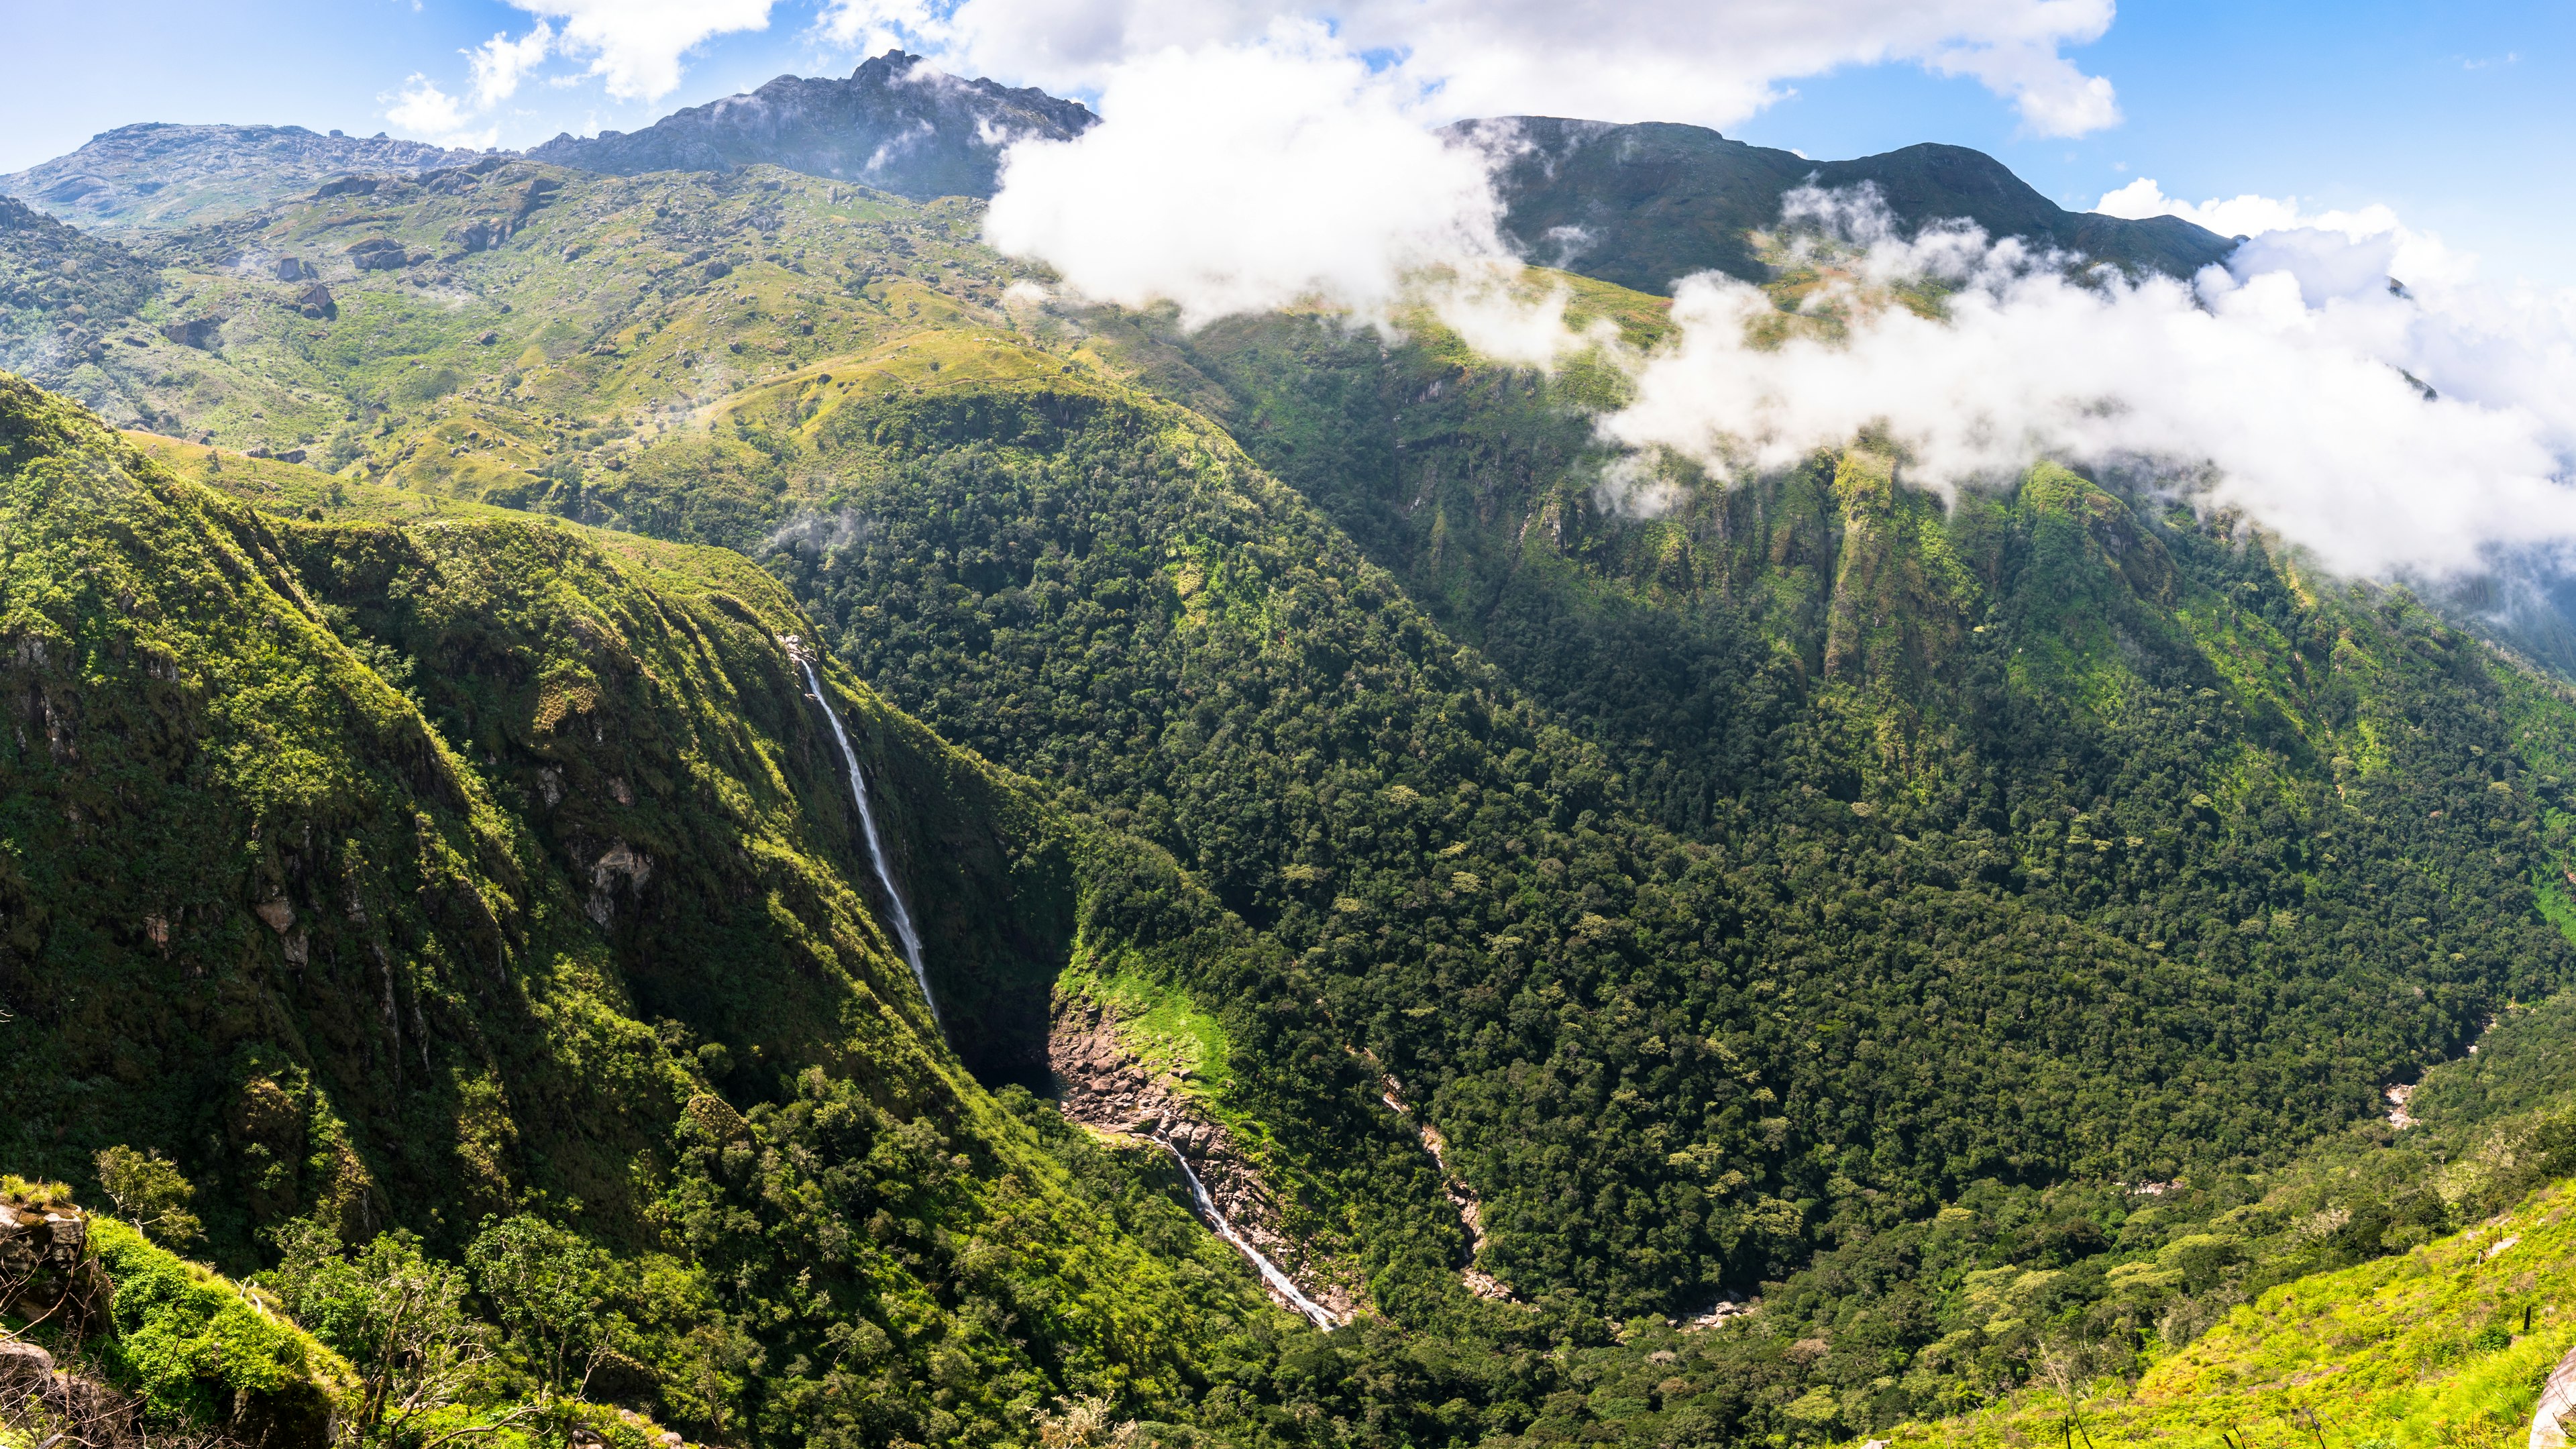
0, 123, 486, 230
3, 55, 2225, 291
1468, 117, 2239, 290
525, 50, 1097, 201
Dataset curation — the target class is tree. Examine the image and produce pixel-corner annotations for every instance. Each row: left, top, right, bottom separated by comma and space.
1032, 1395, 1140, 1448
264, 1220, 506, 1444
465, 1216, 629, 1404
94, 1146, 203, 1249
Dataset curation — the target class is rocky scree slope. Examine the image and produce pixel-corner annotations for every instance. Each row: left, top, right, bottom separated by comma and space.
523, 50, 1095, 200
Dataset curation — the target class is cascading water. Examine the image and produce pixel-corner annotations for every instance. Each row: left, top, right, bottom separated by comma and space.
795, 651, 942, 1038
1155, 1135, 1339, 1330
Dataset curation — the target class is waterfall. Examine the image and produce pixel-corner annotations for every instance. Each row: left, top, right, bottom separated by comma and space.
1154, 1136, 1339, 1330
798, 657, 942, 1037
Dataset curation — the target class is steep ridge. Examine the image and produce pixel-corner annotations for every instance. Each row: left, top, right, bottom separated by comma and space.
0, 124, 487, 231
0, 374, 1356, 1446
1465, 118, 2237, 289
527, 51, 1095, 199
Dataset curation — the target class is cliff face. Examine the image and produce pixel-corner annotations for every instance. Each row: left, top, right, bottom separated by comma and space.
1049, 993, 1370, 1320
526, 52, 1095, 199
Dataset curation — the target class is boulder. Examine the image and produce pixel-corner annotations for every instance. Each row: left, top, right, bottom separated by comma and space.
294, 282, 336, 319
160, 316, 223, 350
443, 217, 512, 252
0, 1339, 53, 1389
2532, 1343, 2576, 1447
273, 256, 315, 281
345, 237, 411, 271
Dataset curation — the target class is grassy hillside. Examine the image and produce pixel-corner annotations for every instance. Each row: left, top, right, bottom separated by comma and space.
1868, 1173, 2576, 1449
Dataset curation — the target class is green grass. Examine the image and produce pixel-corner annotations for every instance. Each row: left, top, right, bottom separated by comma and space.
1864, 1178, 2576, 1449
1055, 944, 1236, 1105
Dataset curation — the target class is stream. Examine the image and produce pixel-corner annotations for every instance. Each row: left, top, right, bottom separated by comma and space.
1154, 1136, 1339, 1330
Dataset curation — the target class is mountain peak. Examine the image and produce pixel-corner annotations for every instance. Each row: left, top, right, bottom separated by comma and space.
524, 56, 1094, 200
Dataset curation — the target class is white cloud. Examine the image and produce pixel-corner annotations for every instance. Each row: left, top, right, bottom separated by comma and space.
1597, 189, 2576, 579
2094, 177, 2473, 291
983, 30, 1511, 328
508, 0, 775, 102
828, 0, 2123, 138
384, 74, 496, 149
469, 22, 555, 109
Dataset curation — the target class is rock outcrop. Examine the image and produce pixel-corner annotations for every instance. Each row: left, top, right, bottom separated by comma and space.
158, 315, 223, 349
2534, 1343, 2576, 1448
0, 1199, 110, 1334
345, 237, 413, 272
1050, 993, 1362, 1320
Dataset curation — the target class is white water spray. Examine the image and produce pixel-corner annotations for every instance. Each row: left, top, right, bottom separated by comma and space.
794, 651, 942, 1038
1154, 1135, 1339, 1329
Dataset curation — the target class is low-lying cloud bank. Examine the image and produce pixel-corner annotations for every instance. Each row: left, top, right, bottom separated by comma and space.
1603, 189, 2576, 579
981, 37, 2576, 584
981, 31, 1512, 327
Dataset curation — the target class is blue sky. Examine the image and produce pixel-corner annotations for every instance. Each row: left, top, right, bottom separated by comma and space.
2, 0, 2568, 283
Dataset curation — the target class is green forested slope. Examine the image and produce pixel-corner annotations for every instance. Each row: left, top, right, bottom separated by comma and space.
602, 322, 2565, 1324
0, 374, 1342, 1448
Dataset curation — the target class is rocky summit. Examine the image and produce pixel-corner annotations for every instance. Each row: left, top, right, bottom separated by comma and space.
524, 50, 1097, 199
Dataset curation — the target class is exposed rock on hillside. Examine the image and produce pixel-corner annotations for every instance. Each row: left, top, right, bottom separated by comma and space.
527, 50, 1095, 199
0, 1197, 109, 1332
1051, 993, 1363, 1319
0, 197, 164, 422
1, 123, 486, 231
1466, 117, 2237, 290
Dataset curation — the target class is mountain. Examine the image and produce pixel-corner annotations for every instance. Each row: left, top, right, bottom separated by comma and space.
525, 50, 1096, 199
0, 123, 487, 231
6, 103, 2576, 1449
1466, 117, 2240, 290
